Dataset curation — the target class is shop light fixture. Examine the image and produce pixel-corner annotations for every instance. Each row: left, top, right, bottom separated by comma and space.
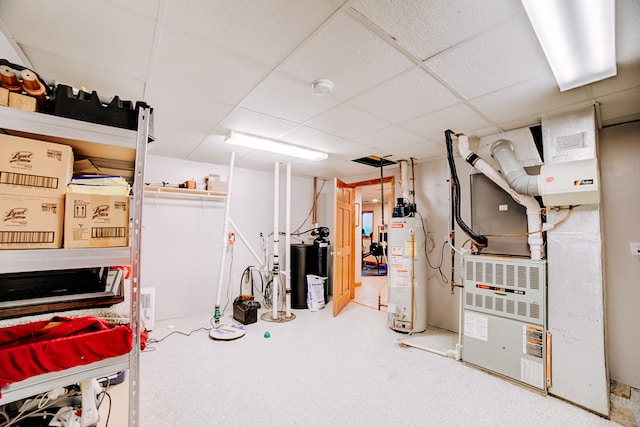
522, 0, 616, 91
224, 131, 328, 161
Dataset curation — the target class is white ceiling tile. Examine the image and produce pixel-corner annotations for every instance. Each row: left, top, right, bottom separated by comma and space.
350, 67, 459, 123
279, 126, 371, 160
354, 126, 425, 153
107, 0, 161, 20
307, 103, 390, 139
163, 0, 340, 66
470, 74, 590, 127
385, 141, 447, 163
145, 81, 235, 132
616, 0, 640, 45
425, 12, 550, 99
19, 47, 145, 101
218, 108, 299, 139
0, 0, 155, 80
151, 27, 271, 105
241, 72, 343, 124
401, 103, 495, 140
350, 0, 524, 60
280, 12, 415, 99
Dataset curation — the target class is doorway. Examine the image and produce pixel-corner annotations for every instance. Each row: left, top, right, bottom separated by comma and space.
351, 177, 394, 311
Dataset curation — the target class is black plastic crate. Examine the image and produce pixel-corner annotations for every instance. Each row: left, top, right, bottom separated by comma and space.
44, 84, 150, 131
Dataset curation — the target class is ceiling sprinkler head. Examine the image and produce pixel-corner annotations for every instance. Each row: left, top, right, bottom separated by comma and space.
311, 79, 333, 96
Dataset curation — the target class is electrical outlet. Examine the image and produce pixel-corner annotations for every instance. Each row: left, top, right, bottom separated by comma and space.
630, 242, 640, 256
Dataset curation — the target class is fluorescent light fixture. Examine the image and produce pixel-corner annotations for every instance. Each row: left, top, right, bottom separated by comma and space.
224, 131, 328, 161
522, 0, 616, 91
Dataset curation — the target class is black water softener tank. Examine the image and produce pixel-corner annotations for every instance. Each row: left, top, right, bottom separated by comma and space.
291, 244, 314, 309
313, 235, 330, 301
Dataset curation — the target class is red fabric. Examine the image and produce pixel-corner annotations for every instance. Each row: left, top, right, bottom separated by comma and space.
0, 316, 132, 396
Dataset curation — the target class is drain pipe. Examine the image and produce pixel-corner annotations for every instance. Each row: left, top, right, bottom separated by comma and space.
457, 135, 544, 260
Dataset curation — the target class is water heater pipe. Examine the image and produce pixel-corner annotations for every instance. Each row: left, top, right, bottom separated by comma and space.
399, 160, 411, 202
457, 135, 543, 260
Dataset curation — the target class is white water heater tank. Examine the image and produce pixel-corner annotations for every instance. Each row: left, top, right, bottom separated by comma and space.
386, 216, 427, 333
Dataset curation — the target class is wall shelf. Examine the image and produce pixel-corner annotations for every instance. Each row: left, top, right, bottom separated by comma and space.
144, 185, 226, 200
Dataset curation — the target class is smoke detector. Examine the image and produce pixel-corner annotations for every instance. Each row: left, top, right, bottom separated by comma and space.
311, 79, 333, 96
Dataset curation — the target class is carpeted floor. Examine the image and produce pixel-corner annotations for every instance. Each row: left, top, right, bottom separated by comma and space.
139, 301, 621, 427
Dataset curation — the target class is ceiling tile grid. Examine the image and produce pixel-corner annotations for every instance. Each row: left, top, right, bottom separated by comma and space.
306, 102, 391, 140
401, 103, 497, 140
424, 12, 551, 100
349, 66, 460, 124
279, 11, 415, 99
240, 71, 344, 124
0, 0, 156, 82
162, 0, 341, 67
150, 26, 272, 106
349, 0, 524, 61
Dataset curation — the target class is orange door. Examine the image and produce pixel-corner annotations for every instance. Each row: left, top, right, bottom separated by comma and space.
332, 178, 355, 316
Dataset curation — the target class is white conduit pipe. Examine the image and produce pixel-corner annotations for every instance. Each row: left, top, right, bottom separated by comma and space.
457, 136, 544, 260
490, 140, 540, 195
285, 162, 292, 318
272, 162, 280, 319
214, 152, 235, 325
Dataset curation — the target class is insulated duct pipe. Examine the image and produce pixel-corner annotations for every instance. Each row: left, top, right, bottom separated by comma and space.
457, 135, 544, 260
399, 160, 411, 202
490, 140, 540, 196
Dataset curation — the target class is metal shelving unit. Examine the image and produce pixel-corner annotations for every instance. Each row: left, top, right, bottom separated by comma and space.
0, 105, 152, 426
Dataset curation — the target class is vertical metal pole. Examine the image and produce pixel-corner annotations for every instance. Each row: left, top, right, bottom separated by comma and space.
129, 107, 150, 426
272, 162, 280, 319
285, 162, 292, 318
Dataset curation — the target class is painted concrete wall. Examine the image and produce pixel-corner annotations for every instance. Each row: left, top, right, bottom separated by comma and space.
141, 155, 315, 321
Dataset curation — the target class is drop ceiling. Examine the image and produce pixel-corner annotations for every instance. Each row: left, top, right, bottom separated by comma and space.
1, 0, 639, 180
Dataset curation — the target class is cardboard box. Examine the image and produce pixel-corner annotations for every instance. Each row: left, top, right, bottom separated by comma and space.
205, 174, 228, 193
64, 193, 129, 248
0, 195, 64, 249
0, 134, 73, 198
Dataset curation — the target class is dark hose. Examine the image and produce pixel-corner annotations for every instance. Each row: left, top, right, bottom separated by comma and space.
444, 129, 488, 248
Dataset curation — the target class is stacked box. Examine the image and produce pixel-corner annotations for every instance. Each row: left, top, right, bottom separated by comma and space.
0, 195, 64, 249
64, 193, 129, 248
0, 134, 72, 249
0, 134, 73, 197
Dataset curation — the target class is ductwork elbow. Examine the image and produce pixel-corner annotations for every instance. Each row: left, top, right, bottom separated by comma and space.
490, 139, 540, 196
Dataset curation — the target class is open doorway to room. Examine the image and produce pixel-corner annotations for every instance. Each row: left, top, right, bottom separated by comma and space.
352, 177, 394, 310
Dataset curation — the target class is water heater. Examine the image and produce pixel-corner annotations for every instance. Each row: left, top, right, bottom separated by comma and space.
386, 216, 427, 333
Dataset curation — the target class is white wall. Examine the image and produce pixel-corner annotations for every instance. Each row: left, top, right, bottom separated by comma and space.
141, 155, 316, 321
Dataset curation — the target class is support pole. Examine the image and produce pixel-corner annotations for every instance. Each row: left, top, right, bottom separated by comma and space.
213, 152, 235, 326
285, 162, 292, 318
272, 162, 280, 320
